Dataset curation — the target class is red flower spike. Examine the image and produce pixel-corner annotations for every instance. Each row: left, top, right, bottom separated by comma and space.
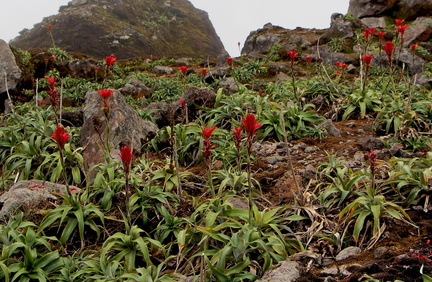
202, 126, 217, 159
363, 27, 376, 40
383, 41, 395, 62
395, 19, 405, 25
335, 62, 347, 68
52, 125, 71, 149
178, 99, 185, 109
104, 55, 116, 68
200, 68, 207, 76
410, 44, 419, 51
178, 66, 189, 76
98, 89, 114, 99
226, 57, 235, 66
242, 114, 262, 137
202, 126, 216, 139
288, 50, 298, 61
119, 146, 133, 174
47, 25, 53, 29
233, 126, 243, 147
397, 24, 408, 39
361, 55, 374, 70
45, 76, 56, 89
378, 31, 386, 39
305, 56, 314, 63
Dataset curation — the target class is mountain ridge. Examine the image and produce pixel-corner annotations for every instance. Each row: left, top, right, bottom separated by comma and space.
10, 0, 225, 59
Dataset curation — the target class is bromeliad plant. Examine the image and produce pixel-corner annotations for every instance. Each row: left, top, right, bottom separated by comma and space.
339, 150, 416, 245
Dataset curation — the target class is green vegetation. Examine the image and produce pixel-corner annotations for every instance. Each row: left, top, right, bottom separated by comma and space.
1, 21, 432, 281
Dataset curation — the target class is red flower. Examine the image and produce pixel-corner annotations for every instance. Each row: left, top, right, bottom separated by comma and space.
305, 56, 314, 63
119, 146, 133, 174
104, 55, 116, 68
242, 114, 262, 137
98, 89, 114, 99
232, 126, 243, 147
395, 19, 405, 26
45, 76, 59, 106
397, 24, 408, 40
335, 62, 347, 68
361, 55, 374, 70
39, 101, 47, 105
94, 66, 99, 70
383, 41, 395, 62
202, 126, 217, 159
202, 126, 216, 139
410, 44, 419, 51
52, 125, 71, 149
363, 27, 376, 40
178, 66, 189, 76
378, 31, 386, 39
47, 25, 53, 29
258, 90, 265, 96
178, 99, 185, 109
226, 57, 235, 66
366, 149, 377, 175
200, 68, 208, 76
45, 76, 55, 89
288, 50, 298, 61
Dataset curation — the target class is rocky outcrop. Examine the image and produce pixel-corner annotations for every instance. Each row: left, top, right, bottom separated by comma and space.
10, 0, 225, 59
348, 0, 432, 19
80, 90, 158, 170
0, 40, 22, 112
145, 86, 217, 127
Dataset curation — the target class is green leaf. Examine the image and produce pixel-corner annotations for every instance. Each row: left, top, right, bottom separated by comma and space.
353, 210, 370, 242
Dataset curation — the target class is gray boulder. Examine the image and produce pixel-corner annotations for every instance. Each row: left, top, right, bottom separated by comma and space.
55, 58, 101, 78
319, 16, 357, 44
348, 0, 432, 19
145, 86, 216, 127
403, 17, 432, 47
80, 90, 158, 170
242, 24, 282, 55
348, 0, 397, 18
0, 40, 21, 112
154, 66, 174, 75
120, 77, 151, 98
360, 17, 388, 28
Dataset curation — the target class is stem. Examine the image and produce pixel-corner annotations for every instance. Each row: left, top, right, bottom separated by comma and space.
290, 61, 298, 102
246, 140, 253, 225
125, 171, 131, 224
172, 132, 184, 200
205, 157, 215, 198
280, 110, 302, 204
57, 145, 72, 198
3, 71, 14, 114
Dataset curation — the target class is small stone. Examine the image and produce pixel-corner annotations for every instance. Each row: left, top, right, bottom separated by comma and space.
374, 246, 389, 259
353, 151, 364, 162
336, 246, 361, 262
305, 146, 318, 153
258, 260, 300, 282
320, 267, 339, 275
